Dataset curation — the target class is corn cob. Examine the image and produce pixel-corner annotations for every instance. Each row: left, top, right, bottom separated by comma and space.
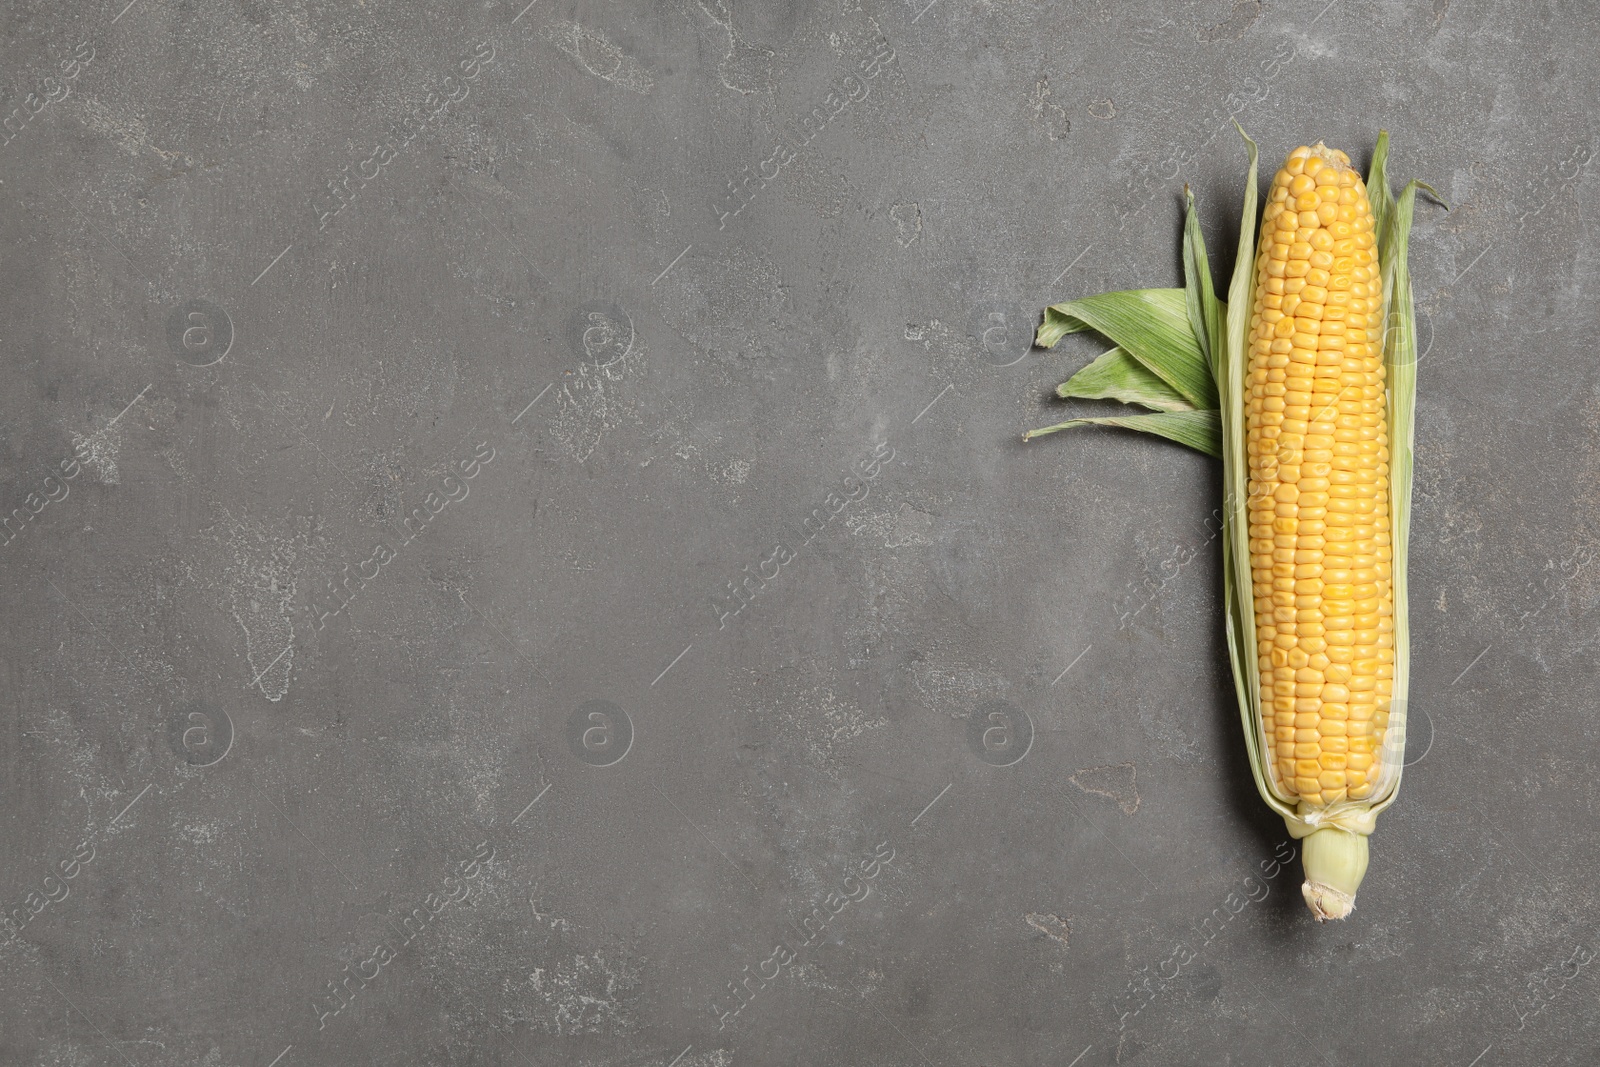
1246, 144, 1393, 812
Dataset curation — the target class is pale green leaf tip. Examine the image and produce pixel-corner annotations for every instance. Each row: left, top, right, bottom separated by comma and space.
1412, 180, 1449, 210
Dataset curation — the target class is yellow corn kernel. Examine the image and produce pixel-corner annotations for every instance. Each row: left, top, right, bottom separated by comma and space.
1247, 145, 1392, 802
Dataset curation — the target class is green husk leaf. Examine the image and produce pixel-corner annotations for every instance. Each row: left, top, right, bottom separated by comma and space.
1024, 409, 1220, 457
1036, 289, 1219, 410
1369, 174, 1425, 817
1368, 131, 1395, 256
1054, 346, 1197, 412
1220, 124, 1294, 821
1182, 186, 1226, 381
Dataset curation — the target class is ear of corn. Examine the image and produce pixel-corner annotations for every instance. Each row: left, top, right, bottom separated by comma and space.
1229, 132, 1434, 920
1240, 143, 1399, 918
1029, 127, 1437, 920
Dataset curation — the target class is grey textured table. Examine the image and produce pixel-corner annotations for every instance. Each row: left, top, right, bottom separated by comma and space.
3, 1, 1595, 1064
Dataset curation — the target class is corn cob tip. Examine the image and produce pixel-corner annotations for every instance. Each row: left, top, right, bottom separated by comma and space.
1294, 141, 1353, 170
1299, 826, 1369, 922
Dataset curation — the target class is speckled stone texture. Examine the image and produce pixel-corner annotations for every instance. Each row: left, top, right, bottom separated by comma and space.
2, 1, 1595, 1065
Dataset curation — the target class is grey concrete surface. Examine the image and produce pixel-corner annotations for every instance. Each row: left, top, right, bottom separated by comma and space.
2, 0, 1596, 1064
